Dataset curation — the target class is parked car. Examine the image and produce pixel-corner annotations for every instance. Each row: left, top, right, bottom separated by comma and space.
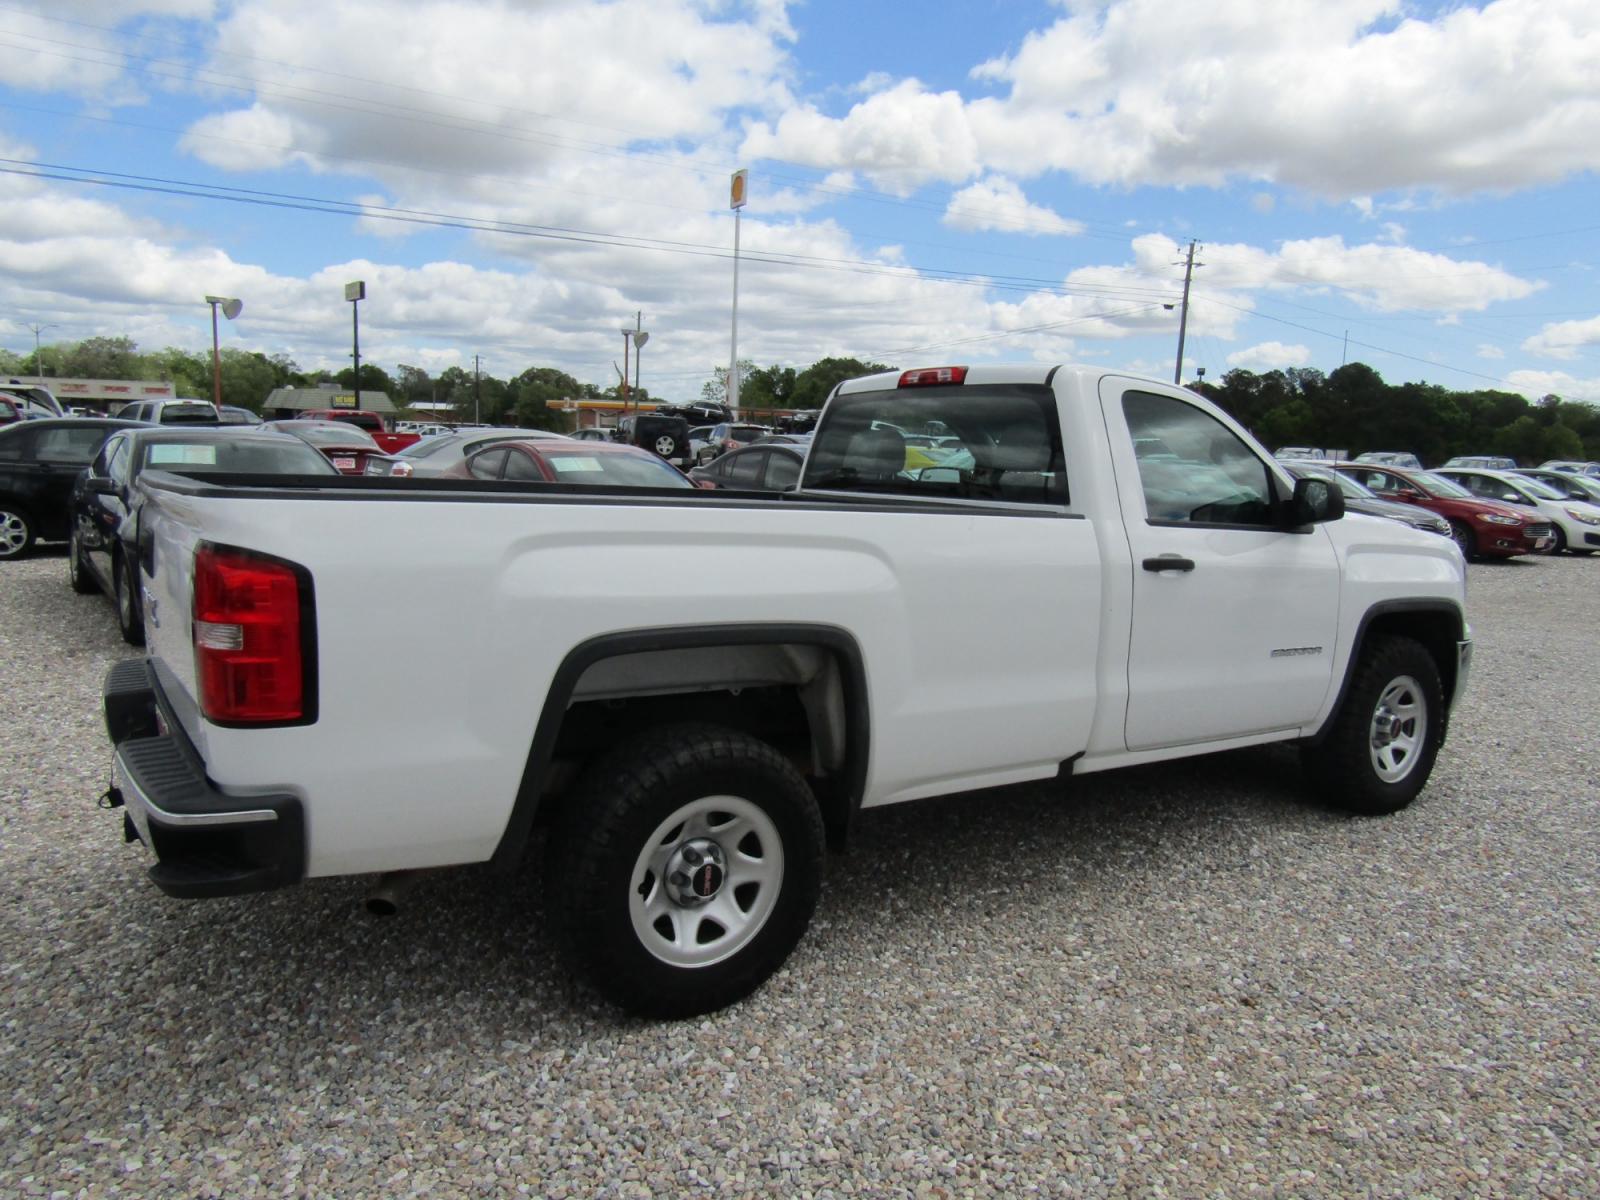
1353, 451, 1423, 469
112, 399, 227, 425
697, 422, 771, 465
569, 427, 613, 443
1282, 462, 1451, 538
1434, 467, 1600, 555
688, 442, 806, 493
443, 439, 697, 489
1540, 460, 1600, 479
654, 400, 731, 425
218, 406, 262, 425
1440, 455, 1518, 470
296, 409, 420, 455
0, 418, 145, 559
2, 379, 64, 416
69, 427, 337, 643
1334, 462, 1552, 560
391, 427, 570, 478
259, 420, 403, 476
616, 412, 694, 471
1514, 469, 1600, 505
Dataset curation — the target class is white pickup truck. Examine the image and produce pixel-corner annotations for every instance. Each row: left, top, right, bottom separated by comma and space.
102, 364, 1471, 1017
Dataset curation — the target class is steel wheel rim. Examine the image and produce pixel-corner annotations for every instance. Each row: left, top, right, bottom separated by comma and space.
1369, 674, 1426, 783
629, 794, 784, 968
0, 511, 26, 556
654, 436, 676, 456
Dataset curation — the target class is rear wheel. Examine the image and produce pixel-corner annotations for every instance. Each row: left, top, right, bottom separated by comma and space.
1447, 519, 1475, 561
114, 552, 145, 646
1302, 635, 1443, 815
68, 530, 96, 593
547, 722, 824, 1018
0, 505, 34, 560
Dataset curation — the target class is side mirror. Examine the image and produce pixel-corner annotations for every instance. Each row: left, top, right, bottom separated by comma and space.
89, 476, 119, 496
1288, 476, 1344, 526
1396, 487, 1423, 501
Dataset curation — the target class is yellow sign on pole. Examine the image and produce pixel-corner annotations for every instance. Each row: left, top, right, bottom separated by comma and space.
730, 168, 748, 210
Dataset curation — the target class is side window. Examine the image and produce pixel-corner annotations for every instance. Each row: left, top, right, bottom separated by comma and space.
1361, 471, 1399, 493
37, 426, 111, 464
468, 448, 509, 480
764, 451, 802, 491
103, 438, 132, 484
502, 449, 541, 482
1122, 391, 1275, 526
0, 429, 34, 461
725, 450, 765, 486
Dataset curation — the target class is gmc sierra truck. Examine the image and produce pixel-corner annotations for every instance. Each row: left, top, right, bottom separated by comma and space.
101, 364, 1471, 1017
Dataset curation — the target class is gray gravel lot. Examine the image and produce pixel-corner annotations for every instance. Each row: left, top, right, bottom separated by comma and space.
3, 548, 1598, 1198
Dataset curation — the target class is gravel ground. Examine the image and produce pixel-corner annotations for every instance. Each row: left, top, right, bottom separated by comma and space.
2, 547, 1598, 1198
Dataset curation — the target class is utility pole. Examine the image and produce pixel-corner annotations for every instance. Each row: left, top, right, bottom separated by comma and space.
24, 322, 58, 384
1173, 239, 1202, 385
619, 328, 631, 410
728, 168, 748, 418
474, 354, 481, 425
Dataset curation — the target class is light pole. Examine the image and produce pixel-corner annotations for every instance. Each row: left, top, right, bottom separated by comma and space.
203, 297, 242, 413
24, 323, 58, 385
728, 168, 747, 418
345, 281, 366, 410
632, 328, 649, 404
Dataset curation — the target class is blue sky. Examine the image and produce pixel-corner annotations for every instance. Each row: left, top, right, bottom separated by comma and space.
2, 0, 1598, 403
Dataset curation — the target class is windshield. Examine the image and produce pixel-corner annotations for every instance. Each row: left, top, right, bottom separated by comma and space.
1515, 476, 1563, 500
539, 448, 692, 488
285, 424, 380, 450
139, 437, 335, 475
1411, 470, 1471, 498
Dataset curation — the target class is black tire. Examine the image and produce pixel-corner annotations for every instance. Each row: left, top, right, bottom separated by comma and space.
547, 722, 824, 1018
0, 503, 34, 560
1549, 525, 1568, 554
1302, 635, 1444, 815
114, 552, 145, 647
1447, 519, 1476, 561
68, 531, 97, 594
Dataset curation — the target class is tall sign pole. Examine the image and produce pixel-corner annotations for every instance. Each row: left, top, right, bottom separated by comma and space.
728, 168, 747, 419
620, 328, 632, 410
346, 280, 366, 408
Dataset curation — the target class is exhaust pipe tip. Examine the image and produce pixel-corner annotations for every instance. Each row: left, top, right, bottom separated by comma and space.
364, 869, 427, 916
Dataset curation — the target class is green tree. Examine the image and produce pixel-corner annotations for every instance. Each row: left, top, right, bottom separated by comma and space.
335, 364, 395, 396
788, 357, 893, 410
58, 335, 142, 379
509, 366, 585, 430
217, 348, 279, 411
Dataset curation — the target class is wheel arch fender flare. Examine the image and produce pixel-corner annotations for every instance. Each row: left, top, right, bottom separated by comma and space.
1307, 599, 1466, 746
490, 623, 871, 871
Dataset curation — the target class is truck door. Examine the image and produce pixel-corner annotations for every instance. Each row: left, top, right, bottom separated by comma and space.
1100, 379, 1341, 750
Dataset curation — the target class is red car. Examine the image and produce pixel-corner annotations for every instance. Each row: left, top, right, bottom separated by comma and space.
260, 420, 405, 476
442, 438, 698, 489
1334, 462, 1553, 560
298, 409, 421, 455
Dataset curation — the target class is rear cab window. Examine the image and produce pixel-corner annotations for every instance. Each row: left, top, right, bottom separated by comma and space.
803, 383, 1067, 506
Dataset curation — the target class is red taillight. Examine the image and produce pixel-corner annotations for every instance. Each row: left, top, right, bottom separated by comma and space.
898, 366, 967, 388
193, 545, 309, 724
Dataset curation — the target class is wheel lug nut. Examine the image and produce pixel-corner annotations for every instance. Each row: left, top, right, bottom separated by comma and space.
670, 871, 689, 887
683, 847, 702, 865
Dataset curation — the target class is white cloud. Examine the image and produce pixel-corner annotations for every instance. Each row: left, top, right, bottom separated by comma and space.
1521, 314, 1600, 359
745, 0, 1600, 199
1227, 341, 1312, 371
942, 176, 1083, 236
1477, 343, 1506, 360
1502, 368, 1600, 403
1250, 193, 1275, 215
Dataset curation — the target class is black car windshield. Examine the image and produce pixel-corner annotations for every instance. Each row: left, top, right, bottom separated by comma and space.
539, 448, 692, 488
139, 438, 335, 475
271, 423, 380, 450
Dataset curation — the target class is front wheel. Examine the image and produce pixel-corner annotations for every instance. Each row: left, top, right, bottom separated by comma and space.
68, 531, 97, 594
1447, 519, 1476, 561
547, 722, 824, 1018
1302, 635, 1444, 815
1549, 525, 1568, 554
114, 553, 145, 646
